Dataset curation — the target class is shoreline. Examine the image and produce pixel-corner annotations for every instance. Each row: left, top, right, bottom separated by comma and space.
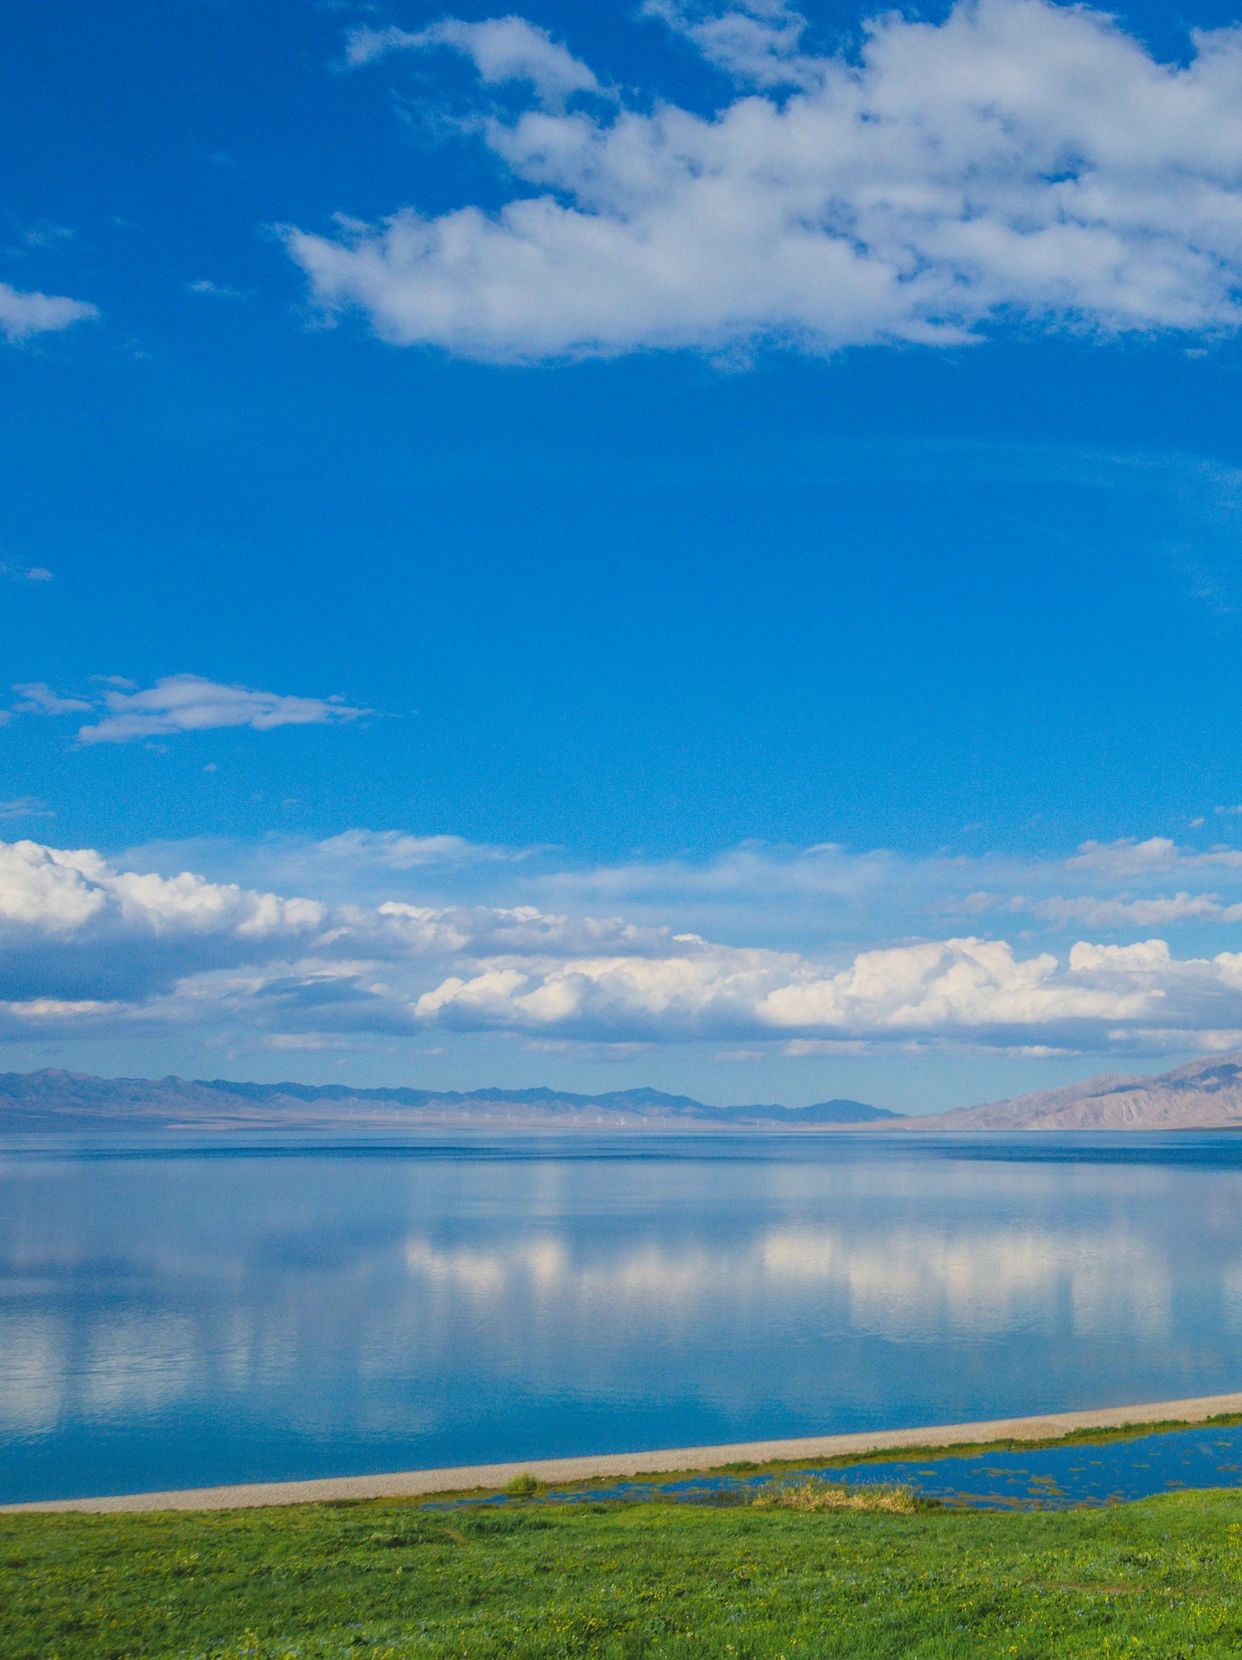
7, 1389, 1242, 1515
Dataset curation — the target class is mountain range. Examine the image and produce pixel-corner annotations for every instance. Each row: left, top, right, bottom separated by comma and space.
905, 1052, 1242, 1131
0, 1069, 896, 1133
5, 1053, 1242, 1132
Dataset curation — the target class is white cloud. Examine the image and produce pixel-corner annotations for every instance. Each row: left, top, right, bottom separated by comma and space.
413, 940, 790, 1037
1031, 892, 1242, 928
0, 281, 97, 344
0, 996, 115, 1032
759, 938, 1141, 1034
345, 16, 600, 103
0, 840, 325, 941
411, 934, 1168, 1044
12, 682, 93, 716
11, 675, 371, 741
291, 0, 1242, 361
368, 898, 668, 959
0, 838, 671, 1019
7, 831, 1242, 1056
644, 0, 817, 89
1066, 836, 1242, 877
74, 674, 370, 744
1066, 836, 1184, 876
317, 829, 526, 869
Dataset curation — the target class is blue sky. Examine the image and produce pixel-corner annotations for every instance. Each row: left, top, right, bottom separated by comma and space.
6, 0, 1242, 1109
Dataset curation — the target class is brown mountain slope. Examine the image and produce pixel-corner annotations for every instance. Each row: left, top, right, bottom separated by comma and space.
905, 1053, 1242, 1131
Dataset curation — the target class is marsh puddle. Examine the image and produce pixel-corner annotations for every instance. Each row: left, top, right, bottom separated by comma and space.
468, 1421, 1242, 1511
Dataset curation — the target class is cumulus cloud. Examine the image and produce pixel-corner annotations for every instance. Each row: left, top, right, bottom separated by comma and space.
290, 0, 1242, 361
0, 838, 664, 1017
413, 940, 788, 1038
0, 839, 328, 1002
0, 841, 325, 941
410, 934, 1172, 1044
0, 281, 97, 344
7, 832, 1242, 1056
407, 928, 1242, 1053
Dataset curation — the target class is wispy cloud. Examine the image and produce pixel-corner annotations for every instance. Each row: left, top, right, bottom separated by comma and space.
9, 674, 370, 743
0, 798, 53, 820
116, 827, 1242, 951
1029, 893, 1242, 928
292, 0, 1242, 361
0, 563, 53, 583
12, 682, 93, 716
187, 279, 247, 300
345, 17, 601, 103
16, 220, 76, 251
317, 828, 542, 870
77, 675, 371, 744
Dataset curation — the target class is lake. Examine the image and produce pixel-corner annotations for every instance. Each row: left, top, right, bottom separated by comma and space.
2, 1132, 1242, 1506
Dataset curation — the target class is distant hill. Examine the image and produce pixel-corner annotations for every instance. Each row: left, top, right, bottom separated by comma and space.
0, 1069, 898, 1133
903, 1053, 1242, 1132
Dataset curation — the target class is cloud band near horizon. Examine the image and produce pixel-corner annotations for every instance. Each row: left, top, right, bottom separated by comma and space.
6, 832, 1242, 1059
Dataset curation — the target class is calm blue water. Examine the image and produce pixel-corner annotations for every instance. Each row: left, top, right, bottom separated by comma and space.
2, 1132, 1242, 1506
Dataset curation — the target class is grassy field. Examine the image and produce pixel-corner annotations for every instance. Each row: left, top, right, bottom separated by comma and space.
3, 1486, 1241, 1659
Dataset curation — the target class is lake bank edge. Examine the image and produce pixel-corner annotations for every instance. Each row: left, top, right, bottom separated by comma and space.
9, 1388, 1242, 1514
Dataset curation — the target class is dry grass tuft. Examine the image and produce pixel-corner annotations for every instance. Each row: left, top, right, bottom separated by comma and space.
502, 1472, 543, 1497
751, 1478, 919, 1513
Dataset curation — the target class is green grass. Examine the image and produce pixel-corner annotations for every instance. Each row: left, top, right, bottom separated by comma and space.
4, 1488, 1242, 1658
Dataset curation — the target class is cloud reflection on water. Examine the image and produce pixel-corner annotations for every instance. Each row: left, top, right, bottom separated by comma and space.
0, 1138, 1240, 1500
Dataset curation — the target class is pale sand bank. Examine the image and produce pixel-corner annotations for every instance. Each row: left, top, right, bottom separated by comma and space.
6, 1390, 1242, 1514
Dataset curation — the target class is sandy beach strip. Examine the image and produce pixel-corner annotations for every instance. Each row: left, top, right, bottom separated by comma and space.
6, 1390, 1242, 1514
